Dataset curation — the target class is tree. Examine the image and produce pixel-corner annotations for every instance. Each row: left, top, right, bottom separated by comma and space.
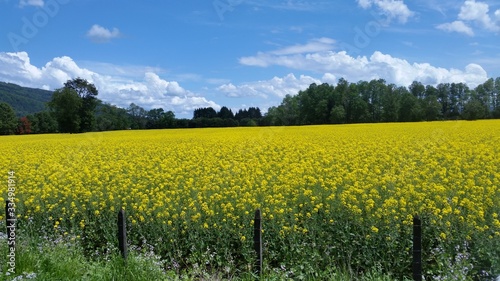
343, 82, 368, 123
193, 107, 217, 119
95, 102, 131, 131
330, 105, 346, 124
16, 116, 32, 134
147, 108, 165, 129
361, 79, 386, 122
422, 95, 441, 121
296, 83, 334, 124
409, 81, 426, 99
247, 107, 262, 119
158, 110, 176, 128
48, 88, 82, 133
0, 102, 18, 135
64, 78, 99, 132
218, 106, 234, 119
462, 99, 487, 120
449, 83, 469, 118
127, 103, 148, 129
262, 106, 279, 126
145, 108, 176, 129
423, 85, 441, 121
277, 95, 299, 125
234, 107, 262, 121
436, 83, 451, 119
29, 111, 58, 134
381, 84, 401, 122
399, 92, 422, 122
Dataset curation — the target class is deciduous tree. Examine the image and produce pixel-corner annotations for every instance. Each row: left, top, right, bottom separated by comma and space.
0, 102, 18, 135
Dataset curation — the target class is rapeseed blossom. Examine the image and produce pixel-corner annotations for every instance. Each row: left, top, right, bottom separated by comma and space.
0, 120, 499, 277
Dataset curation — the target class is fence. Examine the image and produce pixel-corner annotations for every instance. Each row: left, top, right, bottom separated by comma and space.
5, 200, 422, 280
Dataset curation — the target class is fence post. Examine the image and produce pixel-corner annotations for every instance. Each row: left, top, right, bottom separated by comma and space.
412, 215, 422, 281
118, 209, 128, 260
253, 209, 262, 277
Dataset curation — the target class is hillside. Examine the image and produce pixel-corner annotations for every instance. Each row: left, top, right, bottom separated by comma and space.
0, 81, 53, 117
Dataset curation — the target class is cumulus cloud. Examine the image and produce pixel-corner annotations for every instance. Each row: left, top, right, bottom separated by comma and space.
86, 24, 122, 43
19, 0, 44, 7
216, 73, 321, 98
0, 51, 219, 114
458, 0, 499, 31
356, 0, 414, 23
436, 20, 474, 36
437, 0, 500, 35
239, 40, 489, 88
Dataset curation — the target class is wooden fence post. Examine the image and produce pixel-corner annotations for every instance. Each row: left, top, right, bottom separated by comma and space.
412, 215, 422, 281
253, 209, 263, 277
118, 209, 128, 260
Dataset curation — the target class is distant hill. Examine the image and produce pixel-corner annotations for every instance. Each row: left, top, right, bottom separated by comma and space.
0, 81, 53, 117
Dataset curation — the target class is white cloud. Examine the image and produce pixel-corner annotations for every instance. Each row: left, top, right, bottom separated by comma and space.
86, 24, 121, 43
356, 0, 414, 23
438, 0, 500, 35
239, 41, 489, 88
19, 0, 44, 7
216, 73, 321, 98
271, 37, 335, 55
0, 52, 219, 115
246, 1, 332, 12
321, 73, 337, 84
436, 20, 474, 36
458, 0, 498, 31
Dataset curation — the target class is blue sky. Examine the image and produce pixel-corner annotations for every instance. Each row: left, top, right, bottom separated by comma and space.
1, 0, 500, 118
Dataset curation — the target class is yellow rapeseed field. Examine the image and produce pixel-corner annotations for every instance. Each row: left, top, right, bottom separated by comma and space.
1, 120, 499, 276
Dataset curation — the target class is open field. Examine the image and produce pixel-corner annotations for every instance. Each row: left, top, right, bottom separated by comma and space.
1, 121, 500, 279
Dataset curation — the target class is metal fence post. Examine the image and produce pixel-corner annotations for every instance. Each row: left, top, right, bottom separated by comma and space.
413, 215, 422, 281
253, 209, 262, 277
118, 209, 128, 261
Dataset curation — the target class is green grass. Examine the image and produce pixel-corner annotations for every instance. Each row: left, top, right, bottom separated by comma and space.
0, 233, 409, 281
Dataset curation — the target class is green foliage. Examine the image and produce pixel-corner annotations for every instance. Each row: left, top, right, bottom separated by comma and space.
0, 81, 53, 117
330, 105, 346, 124
95, 102, 131, 131
218, 106, 235, 119
193, 107, 218, 119
0, 234, 173, 281
0, 226, 412, 280
0, 102, 18, 135
47, 78, 101, 133
462, 99, 488, 120
2, 75, 500, 134
265, 77, 500, 126
64, 78, 99, 132
27, 111, 58, 134
48, 87, 82, 133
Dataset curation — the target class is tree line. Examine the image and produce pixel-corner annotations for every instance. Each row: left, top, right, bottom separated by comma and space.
0, 78, 265, 135
263, 77, 500, 126
1, 76, 499, 135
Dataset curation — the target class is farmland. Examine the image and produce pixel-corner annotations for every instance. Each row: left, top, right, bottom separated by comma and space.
1, 121, 500, 279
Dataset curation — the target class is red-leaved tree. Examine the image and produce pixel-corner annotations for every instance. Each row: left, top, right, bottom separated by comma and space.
16, 116, 32, 135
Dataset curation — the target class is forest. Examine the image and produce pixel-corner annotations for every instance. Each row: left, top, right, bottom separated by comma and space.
1, 76, 499, 135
